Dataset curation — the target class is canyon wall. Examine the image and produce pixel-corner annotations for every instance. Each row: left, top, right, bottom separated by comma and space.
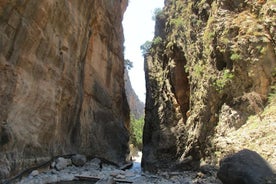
0, 0, 129, 178
142, 0, 276, 172
124, 69, 144, 119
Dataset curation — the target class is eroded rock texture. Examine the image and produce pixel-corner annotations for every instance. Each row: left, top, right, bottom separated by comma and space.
0, 0, 129, 178
142, 0, 276, 172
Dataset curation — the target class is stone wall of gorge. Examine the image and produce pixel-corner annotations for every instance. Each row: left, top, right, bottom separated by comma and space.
142, 0, 276, 172
0, 0, 129, 178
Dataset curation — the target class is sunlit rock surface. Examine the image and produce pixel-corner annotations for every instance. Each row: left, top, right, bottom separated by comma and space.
142, 0, 276, 172
124, 69, 144, 119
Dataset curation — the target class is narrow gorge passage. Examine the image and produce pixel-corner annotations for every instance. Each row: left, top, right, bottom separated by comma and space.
142, 0, 276, 182
1, 0, 276, 183
122, 0, 164, 172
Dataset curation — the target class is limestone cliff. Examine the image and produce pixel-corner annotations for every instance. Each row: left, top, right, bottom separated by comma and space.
124, 69, 144, 119
142, 0, 276, 172
0, 0, 129, 178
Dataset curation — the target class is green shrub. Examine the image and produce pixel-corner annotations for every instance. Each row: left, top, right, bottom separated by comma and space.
153, 36, 163, 45
170, 18, 184, 29
129, 115, 144, 150
203, 31, 215, 42
214, 69, 234, 91
230, 53, 241, 61
194, 63, 205, 78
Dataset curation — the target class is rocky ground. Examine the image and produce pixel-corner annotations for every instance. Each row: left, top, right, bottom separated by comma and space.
213, 94, 276, 168
3, 152, 222, 184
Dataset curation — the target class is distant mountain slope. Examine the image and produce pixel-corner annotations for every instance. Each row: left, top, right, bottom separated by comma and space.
124, 69, 145, 119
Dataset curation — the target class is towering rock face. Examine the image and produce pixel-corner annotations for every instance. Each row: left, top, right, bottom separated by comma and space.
124, 69, 144, 119
142, 0, 276, 172
0, 0, 129, 178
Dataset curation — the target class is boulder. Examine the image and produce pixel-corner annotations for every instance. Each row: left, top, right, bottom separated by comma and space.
30, 170, 39, 177
217, 149, 274, 184
71, 154, 87, 167
55, 157, 72, 171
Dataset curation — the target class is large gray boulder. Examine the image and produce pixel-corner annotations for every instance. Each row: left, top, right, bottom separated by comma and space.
217, 149, 274, 184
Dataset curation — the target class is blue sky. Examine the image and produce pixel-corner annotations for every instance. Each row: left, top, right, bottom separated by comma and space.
123, 0, 164, 102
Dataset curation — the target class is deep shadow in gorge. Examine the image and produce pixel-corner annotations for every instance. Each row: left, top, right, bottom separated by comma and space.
169, 45, 190, 123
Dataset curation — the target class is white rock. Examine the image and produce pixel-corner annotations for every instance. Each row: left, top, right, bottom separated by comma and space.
51, 161, 56, 168
30, 170, 39, 177
55, 157, 72, 171
116, 174, 126, 179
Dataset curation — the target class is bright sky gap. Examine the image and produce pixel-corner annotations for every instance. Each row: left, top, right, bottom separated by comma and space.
123, 0, 164, 103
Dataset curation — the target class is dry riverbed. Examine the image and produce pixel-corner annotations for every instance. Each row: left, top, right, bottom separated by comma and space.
5, 152, 222, 184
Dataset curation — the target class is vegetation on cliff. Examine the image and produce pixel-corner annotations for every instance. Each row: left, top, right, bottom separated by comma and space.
142, 0, 276, 172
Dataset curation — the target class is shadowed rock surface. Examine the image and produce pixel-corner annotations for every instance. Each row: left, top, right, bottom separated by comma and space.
0, 0, 129, 178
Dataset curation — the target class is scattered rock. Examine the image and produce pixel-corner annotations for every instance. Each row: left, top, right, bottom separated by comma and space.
120, 162, 133, 170
71, 154, 87, 167
116, 174, 126, 179
125, 171, 136, 177
55, 157, 72, 171
30, 170, 39, 177
58, 172, 75, 181
110, 170, 123, 177
86, 158, 101, 170
217, 149, 274, 184
102, 163, 118, 171
51, 169, 58, 174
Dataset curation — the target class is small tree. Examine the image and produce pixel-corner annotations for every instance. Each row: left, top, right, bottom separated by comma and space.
129, 114, 144, 150
152, 8, 163, 21
140, 41, 152, 56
